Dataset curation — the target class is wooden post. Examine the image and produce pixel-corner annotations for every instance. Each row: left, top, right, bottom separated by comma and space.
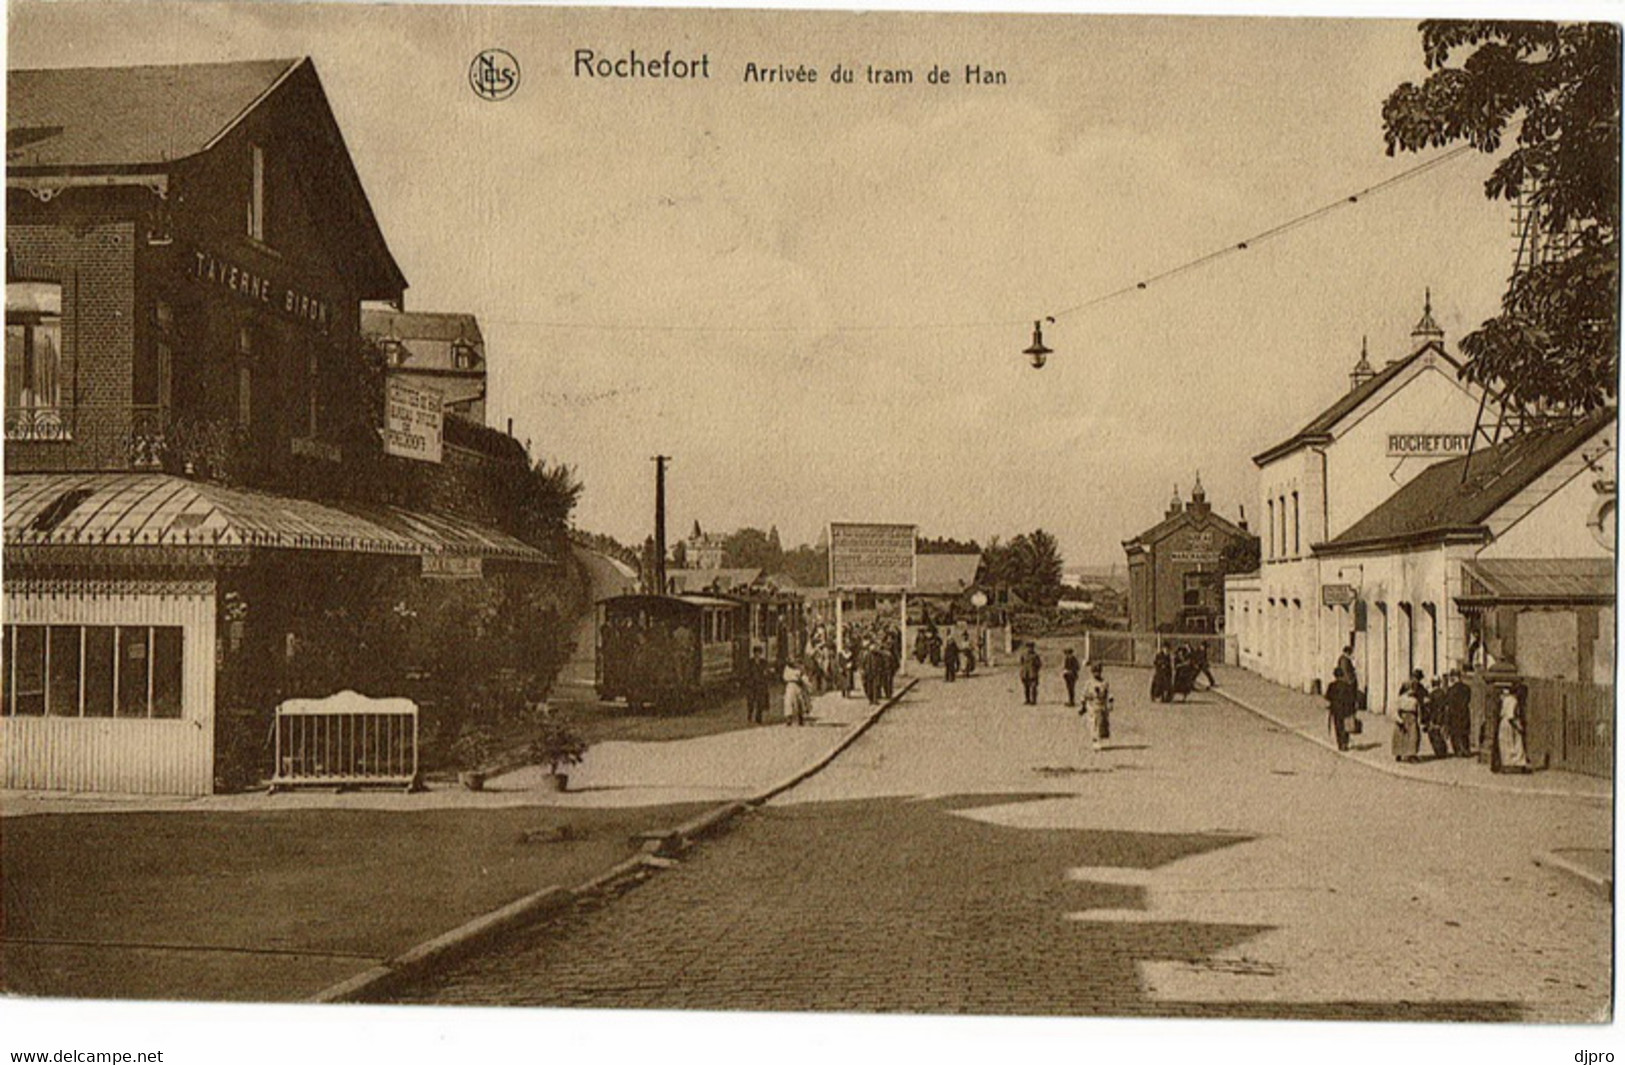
899, 591, 909, 677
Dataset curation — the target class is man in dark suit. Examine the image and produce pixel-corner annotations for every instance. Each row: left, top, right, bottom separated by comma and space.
1019, 643, 1042, 705
744, 645, 772, 723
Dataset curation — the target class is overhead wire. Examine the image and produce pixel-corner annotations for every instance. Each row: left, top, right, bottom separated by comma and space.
474, 145, 1479, 337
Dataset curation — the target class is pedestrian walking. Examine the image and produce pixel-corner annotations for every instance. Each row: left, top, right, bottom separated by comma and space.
1172, 645, 1196, 701
1193, 642, 1217, 689
744, 645, 772, 724
1062, 648, 1081, 706
961, 631, 977, 677
860, 641, 882, 705
1325, 666, 1358, 751
782, 659, 811, 726
839, 644, 856, 699
1019, 642, 1042, 705
1081, 662, 1113, 751
1151, 646, 1172, 703
944, 636, 961, 683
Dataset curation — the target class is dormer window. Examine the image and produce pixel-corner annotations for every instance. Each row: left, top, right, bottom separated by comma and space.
381, 339, 404, 367
452, 342, 476, 370
247, 144, 266, 243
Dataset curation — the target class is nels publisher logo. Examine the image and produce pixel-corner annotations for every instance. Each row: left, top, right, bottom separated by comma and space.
469, 49, 520, 101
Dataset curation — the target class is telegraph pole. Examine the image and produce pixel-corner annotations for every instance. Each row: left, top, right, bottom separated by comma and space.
653, 455, 670, 596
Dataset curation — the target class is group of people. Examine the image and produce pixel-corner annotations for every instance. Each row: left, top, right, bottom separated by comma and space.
1323, 645, 1531, 772
1150, 642, 1216, 703
1027, 644, 1113, 750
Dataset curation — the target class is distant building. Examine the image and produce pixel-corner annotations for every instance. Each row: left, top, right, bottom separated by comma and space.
1123, 475, 1256, 634
361, 308, 487, 425
683, 521, 727, 569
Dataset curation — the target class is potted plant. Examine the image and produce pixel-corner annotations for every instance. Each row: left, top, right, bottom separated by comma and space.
525, 703, 589, 792
449, 724, 501, 791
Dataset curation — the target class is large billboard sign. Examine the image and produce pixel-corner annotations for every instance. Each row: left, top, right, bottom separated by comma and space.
383, 378, 444, 464
828, 522, 916, 590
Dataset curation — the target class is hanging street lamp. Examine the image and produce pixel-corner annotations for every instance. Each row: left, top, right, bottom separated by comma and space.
1023, 317, 1055, 369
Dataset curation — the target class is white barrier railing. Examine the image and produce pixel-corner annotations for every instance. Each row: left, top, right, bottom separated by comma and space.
270, 690, 420, 792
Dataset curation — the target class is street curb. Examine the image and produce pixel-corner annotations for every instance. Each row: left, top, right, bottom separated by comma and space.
308, 885, 572, 1003
1209, 686, 1611, 803
751, 678, 918, 806
311, 678, 918, 1003
1533, 851, 1614, 901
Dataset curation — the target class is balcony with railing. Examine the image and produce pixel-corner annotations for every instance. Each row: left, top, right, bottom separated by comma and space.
4, 404, 172, 472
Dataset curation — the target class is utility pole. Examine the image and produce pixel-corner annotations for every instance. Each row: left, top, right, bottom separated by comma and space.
653, 455, 670, 596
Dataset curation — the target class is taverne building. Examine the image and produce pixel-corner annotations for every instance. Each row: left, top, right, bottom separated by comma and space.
3, 59, 553, 795
1123, 475, 1255, 634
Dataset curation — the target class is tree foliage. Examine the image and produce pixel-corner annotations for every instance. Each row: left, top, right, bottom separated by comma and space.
980, 529, 1065, 606
1383, 20, 1620, 411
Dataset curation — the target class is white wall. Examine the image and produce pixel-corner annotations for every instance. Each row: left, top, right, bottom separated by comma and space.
2, 579, 217, 795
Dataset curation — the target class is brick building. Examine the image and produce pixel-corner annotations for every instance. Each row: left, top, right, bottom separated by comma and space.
1123, 475, 1256, 634
3, 59, 555, 795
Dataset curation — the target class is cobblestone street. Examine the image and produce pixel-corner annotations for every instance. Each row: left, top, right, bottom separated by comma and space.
397, 666, 1610, 1020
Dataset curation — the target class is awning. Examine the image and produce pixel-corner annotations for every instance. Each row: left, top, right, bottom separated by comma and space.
3, 473, 552, 564
1457, 558, 1616, 607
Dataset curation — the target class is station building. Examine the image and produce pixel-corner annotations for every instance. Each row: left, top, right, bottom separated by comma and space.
1123, 476, 1255, 634
3, 59, 553, 795
1225, 296, 1616, 715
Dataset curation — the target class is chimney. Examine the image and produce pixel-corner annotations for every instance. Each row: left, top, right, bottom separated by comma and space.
1238, 504, 1249, 532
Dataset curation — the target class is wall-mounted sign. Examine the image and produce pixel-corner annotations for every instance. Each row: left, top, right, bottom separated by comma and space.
383, 378, 443, 463
190, 249, 333, 333
1387, 432, 1471, 458
423, 554, 482, 580
1169, 550, 1220, 565
828, 522, 916, 590
1321, 583, 1358, 607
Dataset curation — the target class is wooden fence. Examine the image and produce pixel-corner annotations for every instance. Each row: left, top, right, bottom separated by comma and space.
1524, 678, 1613, 779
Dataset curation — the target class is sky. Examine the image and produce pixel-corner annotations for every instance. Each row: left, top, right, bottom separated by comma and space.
11, 1, 1527, 569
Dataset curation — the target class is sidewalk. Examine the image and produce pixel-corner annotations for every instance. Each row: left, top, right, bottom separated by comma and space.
1210, 665, 1613, 803
0, 687, 882, 819
0, 684, 903, 1002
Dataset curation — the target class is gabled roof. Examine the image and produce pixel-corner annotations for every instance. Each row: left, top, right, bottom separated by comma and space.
666, 567, 763, 594
914, 552, 981, 595
362, 309, 484, 347
1123, 505, 1252, 552
10, 58, 407, 301
1252, 343, 1459, 467
8, 60, 302, 169
1316, 408, 1616, 554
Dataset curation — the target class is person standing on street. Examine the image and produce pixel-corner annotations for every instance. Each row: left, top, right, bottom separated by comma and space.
1337, 645, 1361, 708
1151, 646, 1172, 703
1392, 670, 1425, 763
1493, 682, 1532, 773
782, 658, 811, 726
745, 645, 771, 724
1081, 662, 1113, 751
944, 635, 961, 683
1019, 642, 1042, 705
1443, 669, 1472, 756
1062, 648, 1081, 706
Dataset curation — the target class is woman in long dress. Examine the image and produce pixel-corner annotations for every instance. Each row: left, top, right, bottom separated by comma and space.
783, 659, 812, 726
1081, 663, 1113, 752
1392, 673, 1424, 762
1494, 685, 1531, 773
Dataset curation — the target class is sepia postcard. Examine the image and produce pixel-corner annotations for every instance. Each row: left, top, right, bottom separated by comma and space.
1, 0, 1618, 1061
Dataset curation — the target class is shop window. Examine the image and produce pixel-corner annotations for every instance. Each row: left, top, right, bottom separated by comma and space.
117, 627, 151, 718
5, 280, 66, 440
47, 626, 81, 716
83, 627, 116, 718
9, 626, 47, 716
3, 624, 182, 719
247, 143, 266, 243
